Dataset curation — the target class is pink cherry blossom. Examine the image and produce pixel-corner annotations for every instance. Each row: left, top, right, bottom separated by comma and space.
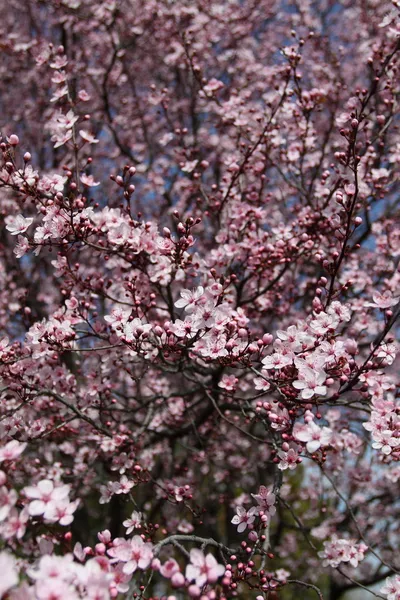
251, 486, 276, 517
231, 506, 257, 533
160, 558, 180, 578
381, 575, 400, 600
318, 536, 368, 569
80, 173, 100, 187
175, 286, 205, 312
79, 130, 99, 144
23, 479, 71, 517
5, 215, 34, 235
14, 235, 30, 258
185, 549, 225, 587
0, 551, 19, 597
122, 511, 142, 534
277, 448, 299, 471
218, 374, 238, 391
261, 352, 292, 370
293, 421, 333, 453
370, 291, 400, 309
0, 440, 27, 462
107, 536, 153, 575
0, 487, 18, 522
43, 498, 80, 526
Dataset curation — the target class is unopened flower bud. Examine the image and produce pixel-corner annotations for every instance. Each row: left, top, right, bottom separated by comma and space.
262, 333, 273, 345
344, 339, 358, 355
9, 134, 19, 146
95, 543, 106, 554
171, 572, 185, 588
188, 585, 201, 598
248, 530, 258, 542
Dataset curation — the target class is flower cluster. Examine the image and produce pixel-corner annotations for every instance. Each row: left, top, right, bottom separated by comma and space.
318, 536, 368, 569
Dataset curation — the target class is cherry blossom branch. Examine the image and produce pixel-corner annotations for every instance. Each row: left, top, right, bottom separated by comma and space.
32, 389, 113, 437
336, 568, 386, 599
153, 534, 236, 558
321, 468, 399, 574
286, 579, 325, 599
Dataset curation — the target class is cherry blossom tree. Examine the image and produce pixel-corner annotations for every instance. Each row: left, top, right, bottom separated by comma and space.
0, 0, 399, 599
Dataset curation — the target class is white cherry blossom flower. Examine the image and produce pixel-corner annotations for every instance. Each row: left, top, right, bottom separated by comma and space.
381, 575, 400, 600
175, 286, 205, 312
107, 535, 153, 575
231, 506, 257, 533
13, 235, 30, 258
251, 486, 276, 516
0, 440, 27, 463
23, 479, 70, 517
185, 549, 225, 587
80, 173, 100, 187
104, 307, 132, 327
5, 215, 34, 235
79, 130, 99, 144
293, 364, 327, 399
372, 430, 400, 455
277, 448, 299, 470
368, 291, 400, 309
123, 510, 142, 534
262, 352, 292, 370
293, 421, 332, 453
0, 551, 19, 597
318, 536, 367, 568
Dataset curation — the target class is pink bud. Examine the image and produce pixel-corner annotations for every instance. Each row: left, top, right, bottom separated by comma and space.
151, 558, 161, 571
344, 183, 356, 196
344, 339, 358, 355
95, 543, 106, 555
225, 339, 235, 351
262, 333, 273, 345
9, 134, 19, 146
171, 572, 185, 588
98, 530, 111, 543
188, 585, 201, 598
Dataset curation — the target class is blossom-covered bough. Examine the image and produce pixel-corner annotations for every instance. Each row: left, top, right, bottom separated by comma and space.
0, 0, 399, 598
